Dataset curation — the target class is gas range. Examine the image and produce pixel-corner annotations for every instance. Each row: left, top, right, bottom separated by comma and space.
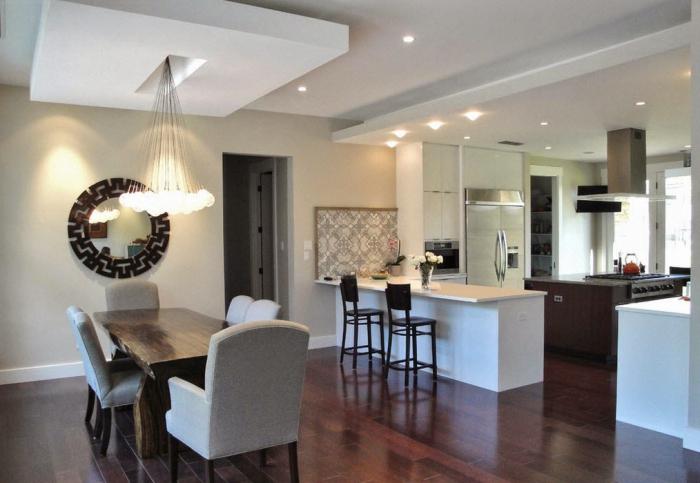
585, 273, 676, 299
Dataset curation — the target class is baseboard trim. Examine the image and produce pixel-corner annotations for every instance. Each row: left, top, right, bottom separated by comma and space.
0, 336, 338, 385
684, 426, 700, 452
0, 361, 84, 385
309, 335, 337, 350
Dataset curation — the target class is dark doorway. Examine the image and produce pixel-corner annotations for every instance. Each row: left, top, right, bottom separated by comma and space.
222, 154, 291, 318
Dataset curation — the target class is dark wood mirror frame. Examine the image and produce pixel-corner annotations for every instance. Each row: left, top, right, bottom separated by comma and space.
67, 178, 170, 278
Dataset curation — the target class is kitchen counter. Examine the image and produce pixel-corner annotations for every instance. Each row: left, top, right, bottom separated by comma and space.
616, 297, 689, 318
616, 296, 690, 437
525, 273, 690, 286
318, 277, 545, 392
315, 277, 546, 303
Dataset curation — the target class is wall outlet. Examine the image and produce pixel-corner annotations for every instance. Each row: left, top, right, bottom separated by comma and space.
554, 295, 563, 303
303, 240, 312, 250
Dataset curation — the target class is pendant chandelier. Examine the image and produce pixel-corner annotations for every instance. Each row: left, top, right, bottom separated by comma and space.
120, 57, 214, 216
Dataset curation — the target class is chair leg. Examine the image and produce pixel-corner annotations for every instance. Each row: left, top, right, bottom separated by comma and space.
93, 399, 103, 439
366, 315, 373, 364
85, 386, 95, 423
100, 407, 112, 455
378, 314, 386, 366
168, 434, 179, 483
204, 459, 215, 483
412, 326, 419, 379
288, 441, 300, 483
384, 324, 393, 379
404, 326, 410, 387
352, 314, 359, 370
259, 447, 268, 467
431, 323, 438, 382
340, 318, 348, 363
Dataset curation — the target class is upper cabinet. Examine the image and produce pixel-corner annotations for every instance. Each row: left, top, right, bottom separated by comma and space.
423, 143, 460, 192
462, 146, 523, 190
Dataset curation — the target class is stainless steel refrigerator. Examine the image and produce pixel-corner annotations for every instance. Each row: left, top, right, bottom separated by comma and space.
465, 189, 524, 288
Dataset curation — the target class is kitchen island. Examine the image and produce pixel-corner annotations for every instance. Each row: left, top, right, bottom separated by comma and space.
316, 277, 546, 392
616, 298, 690, 437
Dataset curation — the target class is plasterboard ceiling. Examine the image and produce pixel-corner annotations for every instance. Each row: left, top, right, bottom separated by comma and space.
240, 0, 689, 121
29, 0, 348, 117
333, 47, 691, 161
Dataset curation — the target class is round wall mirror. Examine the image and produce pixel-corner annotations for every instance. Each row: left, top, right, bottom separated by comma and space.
67, 178, 170, 278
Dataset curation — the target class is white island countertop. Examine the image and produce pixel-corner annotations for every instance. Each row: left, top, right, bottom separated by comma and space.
316, 277, 546, 303
616, 297, 690, 318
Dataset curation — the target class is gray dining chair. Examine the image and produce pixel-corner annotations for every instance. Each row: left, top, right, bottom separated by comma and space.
166, 320, 310, 483
105, 279, 160, 311
66, 306, 144, 454
243, 299, 281, 322
225, 295, 255, 325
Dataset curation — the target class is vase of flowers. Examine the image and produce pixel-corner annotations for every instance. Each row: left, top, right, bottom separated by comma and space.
409, 251, 443, 289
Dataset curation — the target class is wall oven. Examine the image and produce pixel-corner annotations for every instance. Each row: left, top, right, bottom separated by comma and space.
424, 240, 460, 274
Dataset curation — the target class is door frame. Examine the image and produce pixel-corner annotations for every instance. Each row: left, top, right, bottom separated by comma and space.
528, 165, 562, 277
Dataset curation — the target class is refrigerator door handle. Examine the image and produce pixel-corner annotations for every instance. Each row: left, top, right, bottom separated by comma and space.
494, 232, 502, 283
500, 230, 508, 283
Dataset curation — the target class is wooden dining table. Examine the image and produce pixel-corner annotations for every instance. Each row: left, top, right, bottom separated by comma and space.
93, 307, 226, 458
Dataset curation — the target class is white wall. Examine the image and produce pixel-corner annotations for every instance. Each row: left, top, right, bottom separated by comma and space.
0, 85, 395, 375
685, 0, 700, 452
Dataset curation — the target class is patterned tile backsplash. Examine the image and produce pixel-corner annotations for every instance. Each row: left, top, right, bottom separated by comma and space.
315, 207, 398, 278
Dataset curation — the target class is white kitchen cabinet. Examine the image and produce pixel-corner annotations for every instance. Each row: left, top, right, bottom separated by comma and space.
424, 143, 460, 192
423, 191, 443, 240
441, 192, 460, 240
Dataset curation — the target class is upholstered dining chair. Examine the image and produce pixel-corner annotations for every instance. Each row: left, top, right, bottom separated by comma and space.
66, 306, 144, 454
224, 295, 255, 325
105, 279, 160, 311
166, 320, 310, 483
243, 299, 281, 322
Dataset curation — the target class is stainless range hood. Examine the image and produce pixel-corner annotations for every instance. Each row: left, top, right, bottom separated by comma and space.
577, 128, 673, 202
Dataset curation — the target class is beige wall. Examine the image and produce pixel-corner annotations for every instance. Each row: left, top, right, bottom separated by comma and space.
526, 155, 599, 274
0, 84, 395, 372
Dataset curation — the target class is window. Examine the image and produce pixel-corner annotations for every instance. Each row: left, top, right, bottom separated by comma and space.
664, 169, 691, 272
613, 192, 650, 269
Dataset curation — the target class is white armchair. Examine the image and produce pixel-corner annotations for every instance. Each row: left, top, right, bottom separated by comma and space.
224, 294, 254, 325
243, 299, 281, 322
165, 320, 310, 483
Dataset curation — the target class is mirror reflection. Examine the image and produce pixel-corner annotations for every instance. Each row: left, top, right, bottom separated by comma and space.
90, 200, 151, 258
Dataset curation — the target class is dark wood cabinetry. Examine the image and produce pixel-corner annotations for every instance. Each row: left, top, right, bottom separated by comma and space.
525, 279, 685, 362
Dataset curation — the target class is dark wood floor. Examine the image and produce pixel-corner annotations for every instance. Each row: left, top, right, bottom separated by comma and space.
1, 348, 699, 482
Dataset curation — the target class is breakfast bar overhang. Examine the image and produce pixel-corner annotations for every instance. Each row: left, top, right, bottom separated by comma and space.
317, 278, 547, 392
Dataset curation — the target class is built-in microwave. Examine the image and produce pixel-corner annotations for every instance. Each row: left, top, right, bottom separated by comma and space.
424, 240, 460, 274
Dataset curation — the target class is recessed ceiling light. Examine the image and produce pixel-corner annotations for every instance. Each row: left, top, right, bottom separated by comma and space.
386, 140, 398, 148
463, 136, 471, 140
685, 144, 692, 149
297, 85, 307, 92
392, 129, 408, 138
464, 111, 483, 121
540, 121, 549, 126
635, 101, 646, 106
545, 146, 552, 150
427, 120, 444, 130
402, 35, 415, 44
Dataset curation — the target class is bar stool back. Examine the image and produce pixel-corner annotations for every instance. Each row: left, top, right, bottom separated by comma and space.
339, 275, 386, 369
385, 283, 438, 386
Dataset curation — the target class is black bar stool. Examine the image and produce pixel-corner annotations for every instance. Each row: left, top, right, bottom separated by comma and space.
339, 275, 386, 369
384, 283, 438, 386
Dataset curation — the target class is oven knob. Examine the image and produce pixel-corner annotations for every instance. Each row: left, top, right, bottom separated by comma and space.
632, 287, 642, 294
639, 287, 648, 293
665, 284, 674, 290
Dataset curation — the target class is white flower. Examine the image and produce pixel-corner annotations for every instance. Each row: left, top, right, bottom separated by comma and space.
437, 255, 444, 264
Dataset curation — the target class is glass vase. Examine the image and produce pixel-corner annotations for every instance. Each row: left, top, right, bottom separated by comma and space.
420, 264, 433, 290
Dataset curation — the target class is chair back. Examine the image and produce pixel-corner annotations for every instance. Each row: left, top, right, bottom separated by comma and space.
105, 280, 159, 311
225, 295, 255, 325
243, 299, 281, 322
340, 275, 360, 304
66, 306, 110, 399
386, 283, 412, 311
204, 320, 310, 454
